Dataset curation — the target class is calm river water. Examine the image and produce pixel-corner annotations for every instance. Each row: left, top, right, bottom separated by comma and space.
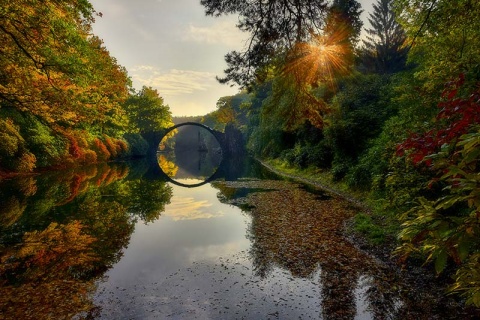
0, 152, 475, 319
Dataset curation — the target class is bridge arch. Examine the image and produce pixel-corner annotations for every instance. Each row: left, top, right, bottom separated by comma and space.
158, 122, 225, 153
156, 161, 224, 188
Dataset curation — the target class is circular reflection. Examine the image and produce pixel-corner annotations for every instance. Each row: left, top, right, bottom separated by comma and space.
158, 125, 223, 188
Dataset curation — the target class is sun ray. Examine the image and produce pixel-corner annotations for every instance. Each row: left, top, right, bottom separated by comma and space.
283, 17, 354, 87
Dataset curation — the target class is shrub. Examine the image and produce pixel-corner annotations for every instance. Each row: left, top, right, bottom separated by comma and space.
103, 135, 118, 158
123, 133, 148, 157
92, 138, 111, 161
394, 77, 480, 307
82, 150, 98, 164
16, 151, 37, 173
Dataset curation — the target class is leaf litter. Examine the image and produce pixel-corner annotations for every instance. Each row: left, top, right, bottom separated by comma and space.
90, 178, 477, 319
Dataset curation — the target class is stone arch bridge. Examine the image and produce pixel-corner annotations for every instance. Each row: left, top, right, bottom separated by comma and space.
142, 122, 244, 156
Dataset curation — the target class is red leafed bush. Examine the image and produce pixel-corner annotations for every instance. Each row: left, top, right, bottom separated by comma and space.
397, 74, 480, 165
66, 134, 84, 159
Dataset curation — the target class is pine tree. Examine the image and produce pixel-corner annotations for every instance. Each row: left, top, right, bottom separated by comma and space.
329, 0, 363, 46
361, 0, 408, 74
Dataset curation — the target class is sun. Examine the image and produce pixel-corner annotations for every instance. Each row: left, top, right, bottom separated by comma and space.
283, 20, 353, 86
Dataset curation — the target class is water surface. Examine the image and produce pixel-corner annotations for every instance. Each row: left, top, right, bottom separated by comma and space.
0, 154, 473, 319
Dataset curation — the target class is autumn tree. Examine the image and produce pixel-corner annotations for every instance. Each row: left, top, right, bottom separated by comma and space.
0, 0, 130, 125
0, 0, 134, 172
360, 0, 408, 74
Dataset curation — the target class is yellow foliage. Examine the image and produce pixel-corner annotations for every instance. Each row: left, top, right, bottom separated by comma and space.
157, 154, 179, 177
16, 221, 98, 275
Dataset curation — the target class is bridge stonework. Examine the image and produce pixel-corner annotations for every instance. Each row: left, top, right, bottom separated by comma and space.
143, 122, 244, 156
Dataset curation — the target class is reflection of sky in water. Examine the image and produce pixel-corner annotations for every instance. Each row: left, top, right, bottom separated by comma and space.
99, 181, 249, 277
92, 179, 377, 319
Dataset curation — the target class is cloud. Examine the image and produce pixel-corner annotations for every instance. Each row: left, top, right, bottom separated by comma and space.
128, 65, 240, 116
183, 20, 245, 48
164, 196, 223, 221
130, 66, 217, 96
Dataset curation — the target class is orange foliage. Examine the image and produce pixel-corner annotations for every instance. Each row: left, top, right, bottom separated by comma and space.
16, 152, 37, 173
57, 174, 86, 206
103, 136, 118, 158
0, 221, 99, 280
116, 139, 129, 155
82, 149, 98, 164
0, 220, 100, 318
95, 167, 111, 186
66, 134, 84, 159
93, 138, 111, 161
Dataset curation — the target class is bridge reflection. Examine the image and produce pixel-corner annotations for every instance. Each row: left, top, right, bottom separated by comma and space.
156, 151, 224, 188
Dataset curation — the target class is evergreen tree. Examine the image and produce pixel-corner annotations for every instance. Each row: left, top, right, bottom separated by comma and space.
360, 0, 408, 74
329, 0, 363, 46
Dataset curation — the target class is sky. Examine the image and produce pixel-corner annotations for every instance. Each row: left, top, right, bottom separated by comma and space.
89, 0, 375, 117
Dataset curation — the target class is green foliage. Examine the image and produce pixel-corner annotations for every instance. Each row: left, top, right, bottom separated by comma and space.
123, 86, 173, 134
123, 133, 149, 158
281, 122, 333, 169
395, 123, 480, 306
263, 74, 327, 130
451, 254, 480, 307
201, 92, 250, 132
248, 125, 289, 158
394, 0, 480, 96
324, 74, 397, 181
24, 115, 68, 167
122, 179, 173, 223
329, 0, 363, 46
353, 213, 387, 245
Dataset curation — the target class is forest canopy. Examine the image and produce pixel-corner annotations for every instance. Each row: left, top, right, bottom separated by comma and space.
0, 0, 173, 174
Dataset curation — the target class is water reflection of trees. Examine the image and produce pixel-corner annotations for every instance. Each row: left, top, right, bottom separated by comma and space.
213, 179, 441, 319
0, 161, 172, 319
158, 154, 179, 178
245, 184, 370, 319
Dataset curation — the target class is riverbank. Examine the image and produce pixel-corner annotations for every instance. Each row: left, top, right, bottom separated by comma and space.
256, 158, 396, 256
257, 158, 369, 209
256, 157, 480, 317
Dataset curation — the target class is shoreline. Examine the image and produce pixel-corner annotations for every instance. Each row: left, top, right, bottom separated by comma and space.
255, 157, 480, 317
256, 158, 370, 212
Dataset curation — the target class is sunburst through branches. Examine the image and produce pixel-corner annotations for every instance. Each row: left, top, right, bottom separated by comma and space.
284, 20, 354, 87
